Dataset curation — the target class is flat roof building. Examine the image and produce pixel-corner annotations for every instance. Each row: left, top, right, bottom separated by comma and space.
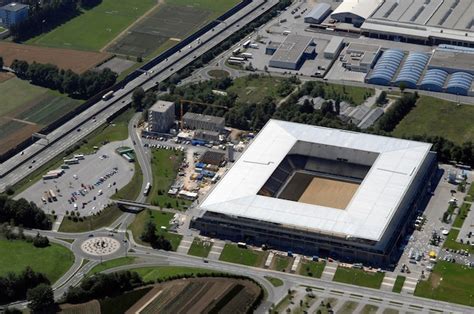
269, 35, 314, 70
304, 3, 331, 25
341, 42, 381, 73
323, 36, 344, 60
183, 112, 225, 132
148, 100, 175, 133
193, 120, 437, 265
0, 2, 29, 27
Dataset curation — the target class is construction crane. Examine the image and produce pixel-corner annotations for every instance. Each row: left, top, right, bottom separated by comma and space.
179, 99, 228, 130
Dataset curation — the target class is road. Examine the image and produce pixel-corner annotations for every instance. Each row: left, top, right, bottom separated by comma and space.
0, 0, 278, 192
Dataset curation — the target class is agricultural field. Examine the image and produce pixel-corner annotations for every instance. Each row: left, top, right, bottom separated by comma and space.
0, 239, 74, 283
107, 0, 239, 57
0, 42, 110, 73
415, 261, 474, 306
333, 267, 385, 289
128, 209, 182, 251
219, 244, 267, 267
27, 0, 157, 51
0, 77, 80, 155
126, 277, 262, 314
392, 96, 474, 145
100, 287, 152, 314
147, 148, 190, 210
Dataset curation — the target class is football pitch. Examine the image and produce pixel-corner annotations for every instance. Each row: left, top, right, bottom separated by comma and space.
0, 77, 80, 155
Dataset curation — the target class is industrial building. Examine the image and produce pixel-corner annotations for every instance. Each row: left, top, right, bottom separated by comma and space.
193, 120, 437, 265
183, 112, 225, 132
304, 3, 331, 25
269, 35, 315, 70
340, 43, 381, 73
366, 45, 474, 95
323, 36, 344, 60
148, 100, 175, 133
194, 129, 220, 142
331, 0, 382, 26
0, 2, 28, 27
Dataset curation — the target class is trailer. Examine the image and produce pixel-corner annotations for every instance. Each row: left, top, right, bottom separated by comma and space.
241, 52, 253, 59
143, 182, 151, 196
232, 47, 242, 55
102, 90, 114, 101
229, 56, 245, 62
243, 40, 251, 48
64, 158, 79, 165
49, 189, 57, 201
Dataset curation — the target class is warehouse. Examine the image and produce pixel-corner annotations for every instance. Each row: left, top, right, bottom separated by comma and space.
304, 3, 331, 25
366, 49, 404, 86
323, 36, 344, 60
269, 35, 315, 70
331, 0, 382, 26
193, 120, 437, 265
183, 112, 225, 132
340, 42, 381, 73
362, 0, 474, 47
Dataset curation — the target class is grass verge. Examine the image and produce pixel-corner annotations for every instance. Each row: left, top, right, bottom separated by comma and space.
130, 266, 219, 282
443, 229, 473, 253
333, 267, 385, 289
264, 276, 283, 287
219, 244, 267, 267
187, 237, 213, 258
392, 275, 405, 293
88, 257, 136, 276
59, 204, 123, 233
112, 159, 143, 201
128, 209, 182, 251
452, 202, 471, 229
299, 260, 326, 278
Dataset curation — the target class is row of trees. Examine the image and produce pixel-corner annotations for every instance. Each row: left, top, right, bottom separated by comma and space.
10, 0, 102, 41
63, 271, 143, 304
10, 59, 117, 99
0, 267, 50, 305
375, 92, 418, 132
0, 196, 52, 230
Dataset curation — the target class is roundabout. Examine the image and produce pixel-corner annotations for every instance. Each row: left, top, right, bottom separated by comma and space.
79, 236, 122, 257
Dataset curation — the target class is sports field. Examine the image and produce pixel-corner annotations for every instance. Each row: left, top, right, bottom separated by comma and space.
0, 42, 110, 73
299, 177, 359, 209
27, 0, 156, 51
0, 77, 80, 155
108, 0, 240, 57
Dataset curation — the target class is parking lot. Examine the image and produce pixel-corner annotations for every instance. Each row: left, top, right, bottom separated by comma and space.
17, 141, 135, 216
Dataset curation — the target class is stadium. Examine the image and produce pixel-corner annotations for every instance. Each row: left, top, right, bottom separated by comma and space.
192, 120, 438, 265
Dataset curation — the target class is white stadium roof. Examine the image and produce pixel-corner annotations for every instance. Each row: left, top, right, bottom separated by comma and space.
332, 0, 383, 20
199, 120, 432, 242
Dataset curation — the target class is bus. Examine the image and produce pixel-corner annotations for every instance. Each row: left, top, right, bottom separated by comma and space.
229, 57, 245, 62
232, 47, 242, 55
64, 158, 79, 165
143, 182, 151, 196
102, 91, 114, 101
49, 189, 57, 201
243, 40, 251, 48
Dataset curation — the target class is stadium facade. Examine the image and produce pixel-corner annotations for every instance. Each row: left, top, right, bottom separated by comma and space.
192, 120, 438, 265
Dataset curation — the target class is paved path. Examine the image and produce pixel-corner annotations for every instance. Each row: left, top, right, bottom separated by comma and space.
176, 235, 193, 254
320, 262, 337, 281
401, 276, 419, 294
208, 239, 225, 260
380, 274, 396, 291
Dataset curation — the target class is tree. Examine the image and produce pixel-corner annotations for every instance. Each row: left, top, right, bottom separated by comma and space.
140, 220, 157, 244
33, 232, 49, 248
399, 82, 407, 93
27, 283, 54, 313
132, 87, 145, 110
376, 91, 387, 105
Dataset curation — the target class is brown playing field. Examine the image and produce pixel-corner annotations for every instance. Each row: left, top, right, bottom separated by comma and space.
0, 42, 111, 73
299, 177, 359, 209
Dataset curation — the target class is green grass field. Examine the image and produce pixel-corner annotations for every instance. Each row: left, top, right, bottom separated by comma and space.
392, 275, 405, 293
130, 266, 219, 282
59, 204, 124, 233
415, 261, 474, 306
219, 244, 266, 267
333, 267, 385, 289
442, 229, 473, 253
227, 76, 295, 104
273, 255, 291, 271
0, 239, 74, 283
392, 96, 474, 145
322, 83, 374, 106
187, 237, 213, 257
166, 0, 239, 14
0, 78, 47, 116
264, 276, 283, 287
129, 209, 182, 251
112, 159, 143, 201
27, 0, 156, 51
452, 202, 471, 228
88, 257, 136, 276
147, 149, 190, 210
299, 260, 326, 278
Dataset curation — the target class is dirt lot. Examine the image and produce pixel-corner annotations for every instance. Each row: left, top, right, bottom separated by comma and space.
0, 71, 13, 83
0, 42, 111, 73
59, 300, 100, 314
126, 277, 261, 314
299, 177, 359, 209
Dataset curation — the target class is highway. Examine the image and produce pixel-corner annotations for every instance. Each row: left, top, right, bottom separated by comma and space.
0, 0, 278, 192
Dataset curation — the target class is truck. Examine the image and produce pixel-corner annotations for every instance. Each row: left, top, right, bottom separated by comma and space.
243, 40, 251, 48
49, 189, 57, 201
102, 90, 114, 101
241, 52, 253, 59
229, 56, 245, 62
143, 182, 151, 196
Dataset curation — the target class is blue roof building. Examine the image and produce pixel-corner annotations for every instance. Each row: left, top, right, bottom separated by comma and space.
446, 72, 473, 96
394, 52, 429, 89
419, 69, 448, 92
366, 49, 404, 86
0, 2, 29, 28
